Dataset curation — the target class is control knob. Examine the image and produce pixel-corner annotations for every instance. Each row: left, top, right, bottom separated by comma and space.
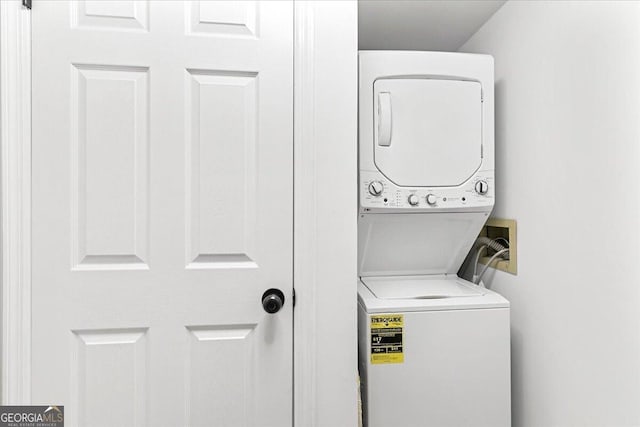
408, 194, 419, 206
368, 181, 383, 197
426, 194, 437, 205
475, 180, 489, 195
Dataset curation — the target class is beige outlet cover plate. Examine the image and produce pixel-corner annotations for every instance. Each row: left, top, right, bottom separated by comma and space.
479, 218, 517, 275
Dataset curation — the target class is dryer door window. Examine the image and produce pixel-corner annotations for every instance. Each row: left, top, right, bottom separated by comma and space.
373, 78, 482, 187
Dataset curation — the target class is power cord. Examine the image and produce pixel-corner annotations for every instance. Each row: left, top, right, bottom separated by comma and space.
472, 237, 510, 285
473, 244, 489, 279
475, 248, 510, 285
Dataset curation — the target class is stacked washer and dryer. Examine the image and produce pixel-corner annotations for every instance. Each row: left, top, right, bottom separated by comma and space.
357, 51, 511, 427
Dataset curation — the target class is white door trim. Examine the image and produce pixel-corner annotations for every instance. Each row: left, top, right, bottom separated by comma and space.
1, 1, 359, 422
293, 2, 358, 426
0, 0, 32, 405
293, 2, 318, 421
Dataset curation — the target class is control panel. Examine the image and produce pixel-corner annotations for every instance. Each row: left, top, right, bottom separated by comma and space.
360, 170, 494, 212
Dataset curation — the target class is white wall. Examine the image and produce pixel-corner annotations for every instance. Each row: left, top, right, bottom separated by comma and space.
460, 1, 640, 426
358, 0, 505, 51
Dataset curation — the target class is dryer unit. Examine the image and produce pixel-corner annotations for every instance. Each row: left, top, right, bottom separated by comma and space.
357, 51, 510, 427
358, 50, 495, 277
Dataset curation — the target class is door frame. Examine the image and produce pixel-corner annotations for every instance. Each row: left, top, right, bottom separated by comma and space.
1, 0, 32, 405
0, 0, 358, 424
293, 2, 358, 425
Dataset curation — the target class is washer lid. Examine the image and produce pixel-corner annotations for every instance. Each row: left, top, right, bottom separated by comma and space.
358, 211, 489, 277
373, 78, 482, 187
357, 277, 510, 313
362, 275, 485, 300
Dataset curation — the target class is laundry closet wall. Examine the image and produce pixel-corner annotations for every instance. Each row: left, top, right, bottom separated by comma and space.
460, 2, 640, 426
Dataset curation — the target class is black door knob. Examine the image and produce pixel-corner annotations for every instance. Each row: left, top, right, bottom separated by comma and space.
262, 288, 285, 314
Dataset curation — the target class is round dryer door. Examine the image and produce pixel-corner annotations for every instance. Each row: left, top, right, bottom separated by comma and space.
373, 78, 483, 187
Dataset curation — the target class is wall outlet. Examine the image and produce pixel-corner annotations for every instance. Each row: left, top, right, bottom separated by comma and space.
478, 218, 517, 275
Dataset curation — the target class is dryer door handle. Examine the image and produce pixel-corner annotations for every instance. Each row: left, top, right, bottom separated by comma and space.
377, 92, 392, 147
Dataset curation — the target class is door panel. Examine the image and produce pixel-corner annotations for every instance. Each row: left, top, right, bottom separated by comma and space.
71, 328, 148, 427
185, 325, 256, 426
72, 0, 149, 32
32, 2, 293, 426
187, 1, 258, 37
185, 70, 259, 269
71, 64, 150, 270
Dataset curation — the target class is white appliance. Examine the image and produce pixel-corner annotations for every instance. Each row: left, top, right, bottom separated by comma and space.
357, 51, 511, 427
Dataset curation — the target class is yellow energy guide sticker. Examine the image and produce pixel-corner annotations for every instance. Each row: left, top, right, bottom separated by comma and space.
370, 314, 404, 364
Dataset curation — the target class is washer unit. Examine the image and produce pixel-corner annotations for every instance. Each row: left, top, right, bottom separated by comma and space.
357, 51, 510, 427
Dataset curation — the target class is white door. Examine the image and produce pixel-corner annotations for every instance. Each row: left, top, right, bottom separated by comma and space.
31, 1, 293, 426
